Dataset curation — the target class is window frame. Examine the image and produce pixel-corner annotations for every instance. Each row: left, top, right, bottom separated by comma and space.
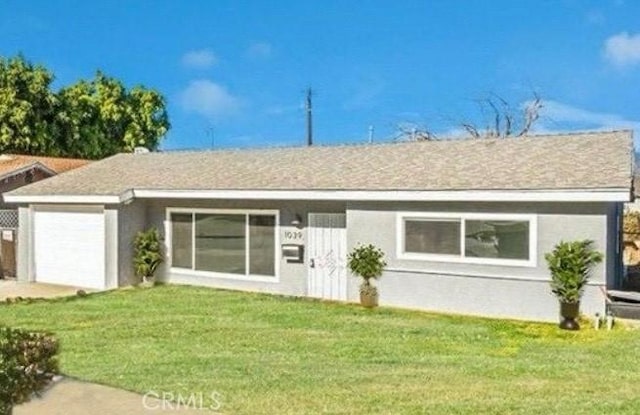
166, 208, 280, 282
396, 212, 537, 267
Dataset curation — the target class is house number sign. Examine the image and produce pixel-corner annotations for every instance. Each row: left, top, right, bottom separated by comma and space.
283, 230, 303, 242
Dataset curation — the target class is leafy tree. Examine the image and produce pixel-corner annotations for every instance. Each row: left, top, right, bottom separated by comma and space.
0, 55, 170, 159
0, 56, 58, 155
57, 72, 169, 159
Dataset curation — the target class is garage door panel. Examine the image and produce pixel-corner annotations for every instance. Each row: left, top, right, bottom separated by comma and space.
34, 209, 106, 289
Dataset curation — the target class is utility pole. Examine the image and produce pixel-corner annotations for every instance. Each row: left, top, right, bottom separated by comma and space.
305, 88, 313, 146
206, 124, 215, 148
368, 125, 374, 143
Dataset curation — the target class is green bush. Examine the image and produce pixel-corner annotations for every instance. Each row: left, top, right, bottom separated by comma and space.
133, 227, 163, 283
347, 244, 387, 294
545, 240, 603, 304
0, 327, 59, 414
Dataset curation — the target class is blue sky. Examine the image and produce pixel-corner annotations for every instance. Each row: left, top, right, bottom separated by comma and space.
1, 0, 639, 150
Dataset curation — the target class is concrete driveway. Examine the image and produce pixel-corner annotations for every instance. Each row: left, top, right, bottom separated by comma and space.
15, 378, 216, 414
0, 280, 83, 301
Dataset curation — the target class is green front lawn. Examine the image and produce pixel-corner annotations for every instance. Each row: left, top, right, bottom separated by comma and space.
1, 285, 639, 414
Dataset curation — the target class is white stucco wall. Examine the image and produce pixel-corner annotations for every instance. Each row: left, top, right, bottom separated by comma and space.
15, 198, 619, 323
115, 201, 147, 286
346, 201, 615, 322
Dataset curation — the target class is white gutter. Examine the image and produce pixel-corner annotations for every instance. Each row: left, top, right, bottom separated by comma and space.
3, 194, 123, 204
3, 188, 631, 205
132, 188, 631, 203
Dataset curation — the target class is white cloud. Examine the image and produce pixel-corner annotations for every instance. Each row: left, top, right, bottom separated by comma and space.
532, 100, 640, 148
603, 32, 640, 66
246, 42, 272, 59
179, 80, 242, 119
434, 127, 469, 139
540, 100, 639, 128
181, 49, 217, 69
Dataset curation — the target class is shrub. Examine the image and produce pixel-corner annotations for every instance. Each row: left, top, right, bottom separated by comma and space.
545, 240, 603, 304
133, 227, 163, 283
0, 327, 59, 414
623, 209, 640, 236
347, 244, 387, 294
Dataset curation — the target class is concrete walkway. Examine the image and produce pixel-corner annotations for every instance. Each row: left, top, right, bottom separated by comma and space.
16, 378, 216, 414
0, 280, 83, 301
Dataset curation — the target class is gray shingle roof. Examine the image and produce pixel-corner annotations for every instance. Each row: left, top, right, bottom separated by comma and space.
6, 130, 634, 197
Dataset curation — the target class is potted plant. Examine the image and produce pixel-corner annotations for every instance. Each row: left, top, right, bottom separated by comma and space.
545, 240, 603, 330
347, 244, 387, 308
133, 227, 163, 286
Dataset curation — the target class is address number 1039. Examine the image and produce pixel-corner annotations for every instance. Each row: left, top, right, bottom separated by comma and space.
283, 230, 303, 240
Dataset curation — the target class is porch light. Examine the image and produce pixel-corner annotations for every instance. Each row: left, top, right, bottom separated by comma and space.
291, 214, 303, 228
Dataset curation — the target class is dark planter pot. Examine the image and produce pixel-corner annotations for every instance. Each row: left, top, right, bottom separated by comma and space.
360, 291, 379, 308
559, 301, 580, 330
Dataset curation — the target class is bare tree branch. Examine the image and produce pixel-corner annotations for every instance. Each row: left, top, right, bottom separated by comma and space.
393, 123, 437, 141
395, 92, 543, 141
492, 94, 513, 137
487, 98, 501, 138
517, 92, 542, 137
461, 123, 481, 139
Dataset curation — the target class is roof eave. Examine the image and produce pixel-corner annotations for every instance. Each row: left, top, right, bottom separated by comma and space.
4, 188, 631, 204
0, 162, 57, 182
3, 194, 123, 204
131, 188, 632, 202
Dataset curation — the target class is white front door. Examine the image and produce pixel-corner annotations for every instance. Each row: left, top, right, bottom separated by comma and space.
33, 207, 106, 289
307, 213, 347, 301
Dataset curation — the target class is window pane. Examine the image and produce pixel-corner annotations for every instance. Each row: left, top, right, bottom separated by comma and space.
249, 215, 276, 276
405, 219, 461, 255
465, 220, 529, 260
171, 213, 192, 268
195, 214, 246, 274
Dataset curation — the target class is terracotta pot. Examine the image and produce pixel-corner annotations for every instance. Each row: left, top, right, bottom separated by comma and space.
360, 291, 379, 308
559, 301, 580, 330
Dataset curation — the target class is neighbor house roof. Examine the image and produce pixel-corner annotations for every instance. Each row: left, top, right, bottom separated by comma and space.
5, 130, 634, 203
0, 154, 89, 180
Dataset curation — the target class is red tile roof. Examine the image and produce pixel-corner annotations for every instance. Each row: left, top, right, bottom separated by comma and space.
0, 154, 89, 178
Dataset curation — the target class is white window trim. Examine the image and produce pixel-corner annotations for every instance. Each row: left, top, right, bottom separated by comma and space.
396, 212, 537, 267
165, 208, 280, 283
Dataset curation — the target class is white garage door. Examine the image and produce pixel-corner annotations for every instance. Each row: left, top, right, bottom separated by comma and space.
33, 207, 106, 289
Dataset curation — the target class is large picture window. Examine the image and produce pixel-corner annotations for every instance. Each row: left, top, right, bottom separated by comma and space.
404, 219, 461, 255
195, 214, 246, 274
398, 213, 536, 266
170, 213, 193, 269
169, 210, 278, 279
